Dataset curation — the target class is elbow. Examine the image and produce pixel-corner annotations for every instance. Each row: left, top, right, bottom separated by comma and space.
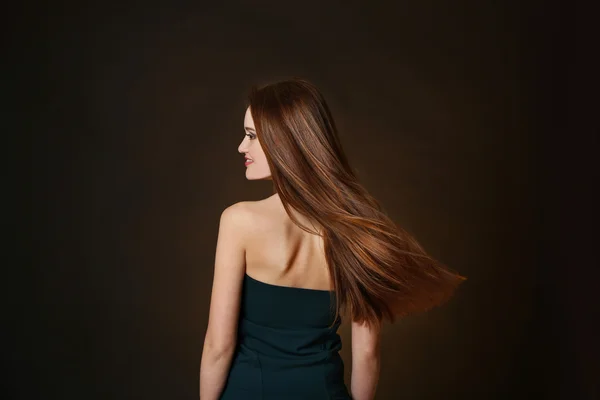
202, 339, 236, 362
353, 348, 381, 364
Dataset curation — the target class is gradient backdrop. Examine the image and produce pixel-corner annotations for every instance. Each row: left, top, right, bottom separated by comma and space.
13, 1, 597, 399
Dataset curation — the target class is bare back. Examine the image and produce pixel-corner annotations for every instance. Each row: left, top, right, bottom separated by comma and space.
244, 193, 333, 291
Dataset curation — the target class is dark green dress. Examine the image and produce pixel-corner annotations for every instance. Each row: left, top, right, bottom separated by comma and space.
219, 272, 351, 399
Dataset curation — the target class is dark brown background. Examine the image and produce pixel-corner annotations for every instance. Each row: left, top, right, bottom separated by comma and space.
10, 0, 598, 399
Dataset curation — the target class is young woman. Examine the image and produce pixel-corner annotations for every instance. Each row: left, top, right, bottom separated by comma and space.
199, 78, 466, 400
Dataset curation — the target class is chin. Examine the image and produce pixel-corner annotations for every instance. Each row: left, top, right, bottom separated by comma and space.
245, 172, 272, 181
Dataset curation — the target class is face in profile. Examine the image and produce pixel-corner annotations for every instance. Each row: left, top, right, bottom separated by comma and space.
238, 106, 272, 180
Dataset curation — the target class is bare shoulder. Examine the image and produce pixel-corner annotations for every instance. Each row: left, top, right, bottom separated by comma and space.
220, 195, 278, 230
230, 195, 280, 217
221, 200, 252, 219
220, 201, 255, 234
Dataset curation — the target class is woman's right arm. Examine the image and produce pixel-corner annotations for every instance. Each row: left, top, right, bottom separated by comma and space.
350, 320, 381, 400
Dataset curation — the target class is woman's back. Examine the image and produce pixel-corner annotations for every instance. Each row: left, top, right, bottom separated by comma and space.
244, 193, 333, 292
219, 194, 351, 399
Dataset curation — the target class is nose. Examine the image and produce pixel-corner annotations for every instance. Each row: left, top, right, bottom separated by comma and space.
238, 136, 249, 154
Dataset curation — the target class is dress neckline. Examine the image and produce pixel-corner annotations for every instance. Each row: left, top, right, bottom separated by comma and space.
245, 272, 334, 294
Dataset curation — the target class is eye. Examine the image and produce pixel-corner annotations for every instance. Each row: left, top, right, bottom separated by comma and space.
245, 133, 256, 140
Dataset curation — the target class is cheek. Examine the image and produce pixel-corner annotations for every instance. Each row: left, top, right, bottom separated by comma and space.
253, 148, 264, 162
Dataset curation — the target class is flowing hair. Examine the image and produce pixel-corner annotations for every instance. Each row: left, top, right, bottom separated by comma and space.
246, 78, 467, 330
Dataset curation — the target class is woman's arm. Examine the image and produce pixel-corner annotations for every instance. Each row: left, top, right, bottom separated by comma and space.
199, 203, 250, 399
199, 343, 235, 399
350, 319, 382, 400
351, 354, 380, 400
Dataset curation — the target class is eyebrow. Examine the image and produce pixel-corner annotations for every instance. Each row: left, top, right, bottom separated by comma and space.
244, 127, 255, 132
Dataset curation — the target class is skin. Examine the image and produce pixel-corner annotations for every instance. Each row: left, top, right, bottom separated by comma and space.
199, 106, 381, 400
237, 106, 272, 181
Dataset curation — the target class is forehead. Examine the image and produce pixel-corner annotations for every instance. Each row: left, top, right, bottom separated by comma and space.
244, 107, 254, 126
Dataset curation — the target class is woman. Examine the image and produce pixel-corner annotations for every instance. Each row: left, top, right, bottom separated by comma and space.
199, 78, 466, 400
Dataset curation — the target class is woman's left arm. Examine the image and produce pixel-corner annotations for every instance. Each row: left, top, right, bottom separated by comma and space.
199, 203, 250, 399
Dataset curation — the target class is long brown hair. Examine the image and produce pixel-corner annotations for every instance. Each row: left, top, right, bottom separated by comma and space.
246, 78, 467, 330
